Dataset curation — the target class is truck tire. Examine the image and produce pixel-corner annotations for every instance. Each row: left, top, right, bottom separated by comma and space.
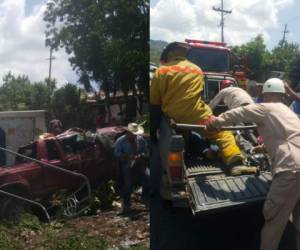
0, 189, 30, 222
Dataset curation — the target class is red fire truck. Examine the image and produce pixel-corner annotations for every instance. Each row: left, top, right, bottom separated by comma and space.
185, 39, 249, 97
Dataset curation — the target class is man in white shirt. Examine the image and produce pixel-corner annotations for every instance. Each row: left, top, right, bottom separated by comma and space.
209, 79, 257, 150
209, 79, 254, 110
207, 78, 300, 250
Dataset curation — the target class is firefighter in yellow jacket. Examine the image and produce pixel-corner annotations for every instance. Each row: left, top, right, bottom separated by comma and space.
150, 42, 256, 181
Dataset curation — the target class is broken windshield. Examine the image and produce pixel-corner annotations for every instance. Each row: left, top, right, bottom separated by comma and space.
187, 48, 230, 73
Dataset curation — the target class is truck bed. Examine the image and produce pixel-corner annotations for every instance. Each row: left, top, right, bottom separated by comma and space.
183, 156, 272, 215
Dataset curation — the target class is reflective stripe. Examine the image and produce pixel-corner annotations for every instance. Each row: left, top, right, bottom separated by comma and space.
158, 65, 203, 75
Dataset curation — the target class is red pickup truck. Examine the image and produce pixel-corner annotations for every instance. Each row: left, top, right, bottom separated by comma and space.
0, 127, 126, 221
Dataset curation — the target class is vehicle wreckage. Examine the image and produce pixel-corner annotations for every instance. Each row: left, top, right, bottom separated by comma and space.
0, 126, 126, 222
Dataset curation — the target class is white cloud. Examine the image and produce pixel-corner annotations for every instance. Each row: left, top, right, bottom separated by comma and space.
150, 0, 294, 46
0, 0, 77, 86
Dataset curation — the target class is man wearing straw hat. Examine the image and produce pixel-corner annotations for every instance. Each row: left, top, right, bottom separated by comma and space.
114, 123, 149, 213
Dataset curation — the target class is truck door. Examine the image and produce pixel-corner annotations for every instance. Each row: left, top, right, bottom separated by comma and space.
43, 139, 81, 192
59, 134, 103, 184
79, 144, 100, 184
71, 136, 99, 184
15, 142, 44, 197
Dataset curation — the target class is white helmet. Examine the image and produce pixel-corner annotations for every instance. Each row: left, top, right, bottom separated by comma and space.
262, 78, 285, 94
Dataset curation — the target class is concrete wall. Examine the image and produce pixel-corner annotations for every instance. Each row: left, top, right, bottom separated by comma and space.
0, 110, 46, 166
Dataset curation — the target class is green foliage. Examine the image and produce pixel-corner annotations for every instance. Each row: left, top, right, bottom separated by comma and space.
44, 232, 109, 250
17, 213, 42, 231
289, 54, 300, 86
0, 72, 51, 112
86, 180, 118, 214
231, 35, 269, 81
0, 72, 97, 130
29, 82, 51, 110
150, 40, 167, 65
0, 229, 21, 250
0, 72, 32, 111
0, 214, 41, 250
44, 0, 149, 100
231, 35, 300, 82
51, 83, 95, 129
270, 42, 300, 79
0, 215, 148, 249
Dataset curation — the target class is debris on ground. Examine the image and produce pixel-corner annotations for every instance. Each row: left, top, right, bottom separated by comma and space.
0, 195, 149, 250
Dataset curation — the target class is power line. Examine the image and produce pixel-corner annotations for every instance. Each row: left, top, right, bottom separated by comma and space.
212, 0, 232, 42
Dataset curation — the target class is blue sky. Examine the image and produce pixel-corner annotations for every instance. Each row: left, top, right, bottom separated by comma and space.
3, 0, 298, 87
267, 2, 300, 49
25, 0, 47, 15
0, 0, 77, 86
151, 0, 300, 50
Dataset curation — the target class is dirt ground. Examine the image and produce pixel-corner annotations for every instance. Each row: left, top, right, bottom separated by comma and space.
0, 195, 149, 250
68, 198, 150, 248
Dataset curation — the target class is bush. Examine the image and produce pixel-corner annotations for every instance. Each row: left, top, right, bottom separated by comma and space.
48, 233, 108, 250
86, 180, 118, 215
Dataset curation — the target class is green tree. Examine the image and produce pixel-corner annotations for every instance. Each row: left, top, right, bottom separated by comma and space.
29, 82, 51, 110
231, 35, 270, 81
43, 0, 149, 100
289, 54, 300, 86
269, 42, 300, 77
0, 73, 53, 112
0, 72, 33, 110
51, 83, 94, 129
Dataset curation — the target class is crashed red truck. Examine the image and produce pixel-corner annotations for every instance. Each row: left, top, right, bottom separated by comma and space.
0, 126, 126, 221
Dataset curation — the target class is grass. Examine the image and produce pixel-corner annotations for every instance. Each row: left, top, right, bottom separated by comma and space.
0, 214, 148, 250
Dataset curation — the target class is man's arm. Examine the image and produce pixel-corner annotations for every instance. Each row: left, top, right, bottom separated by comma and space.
284, 81, 300, 102
208, 90, 225, 110
209, 103, 266, 129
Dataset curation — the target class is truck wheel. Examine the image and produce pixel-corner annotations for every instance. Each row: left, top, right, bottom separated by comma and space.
0, 197, 27, 222
0, 193, 29, 222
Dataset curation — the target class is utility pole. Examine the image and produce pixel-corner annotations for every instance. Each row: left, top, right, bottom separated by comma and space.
281, 24, 289, 44
46, 47, 56, 105
213, 0, 232, 42
47, 47, 56, 93
47, 47, 56, 84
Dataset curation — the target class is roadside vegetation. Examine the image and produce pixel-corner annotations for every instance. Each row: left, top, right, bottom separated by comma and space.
150, 35, 300, 85
0, 214, 148, 250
